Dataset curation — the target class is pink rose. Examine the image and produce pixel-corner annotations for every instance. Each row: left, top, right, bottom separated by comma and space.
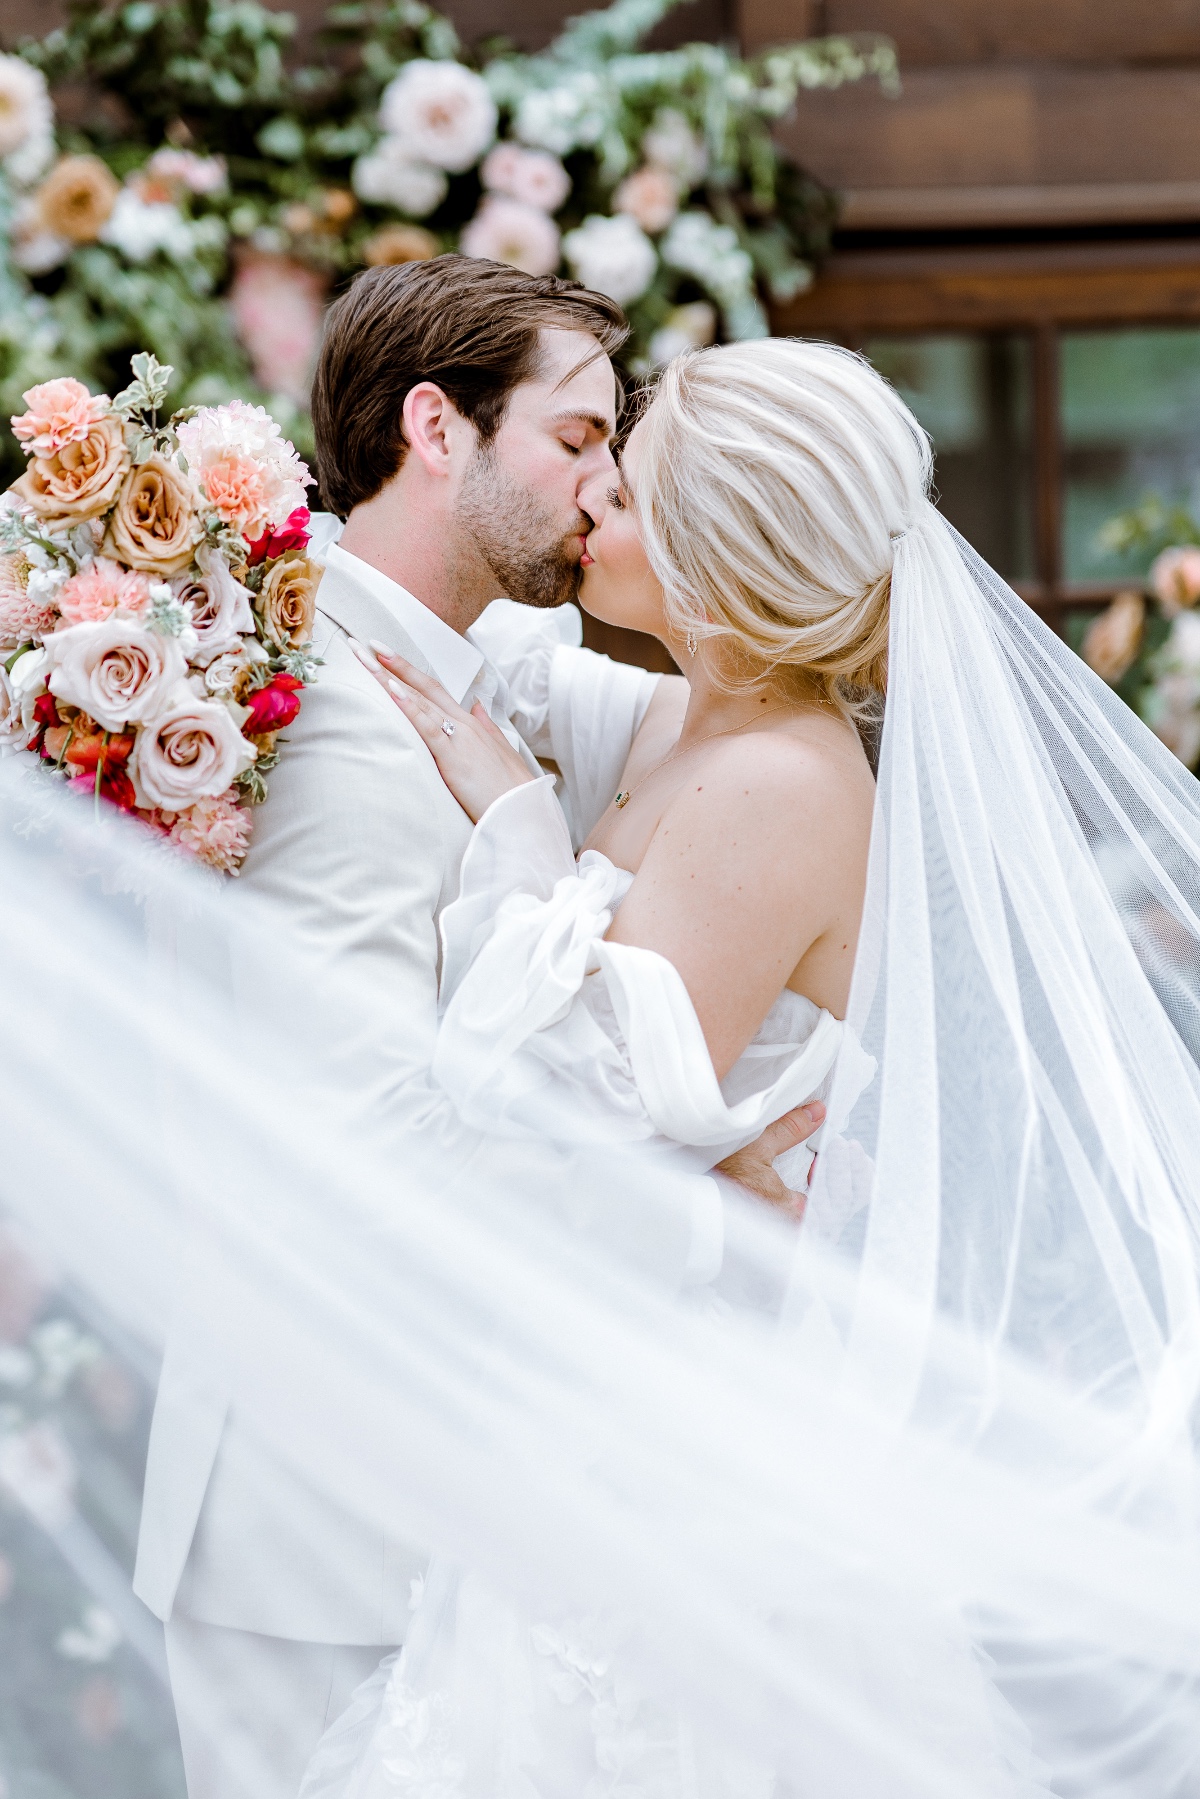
173, 544, 255, 665
460, 197, 561, 277
1151, 545, 1200, 617
229, 251, 328, 406
43, 617, 188, 730
198, 453, 275, 542
11, 377, 109, 459
57, 558, 151, 625
481, 144, 570, 213
613, 166, 679, 234
130, 691, 256, 810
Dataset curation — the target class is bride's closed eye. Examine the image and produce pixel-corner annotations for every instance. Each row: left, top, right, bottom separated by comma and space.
606, 485, 626, 512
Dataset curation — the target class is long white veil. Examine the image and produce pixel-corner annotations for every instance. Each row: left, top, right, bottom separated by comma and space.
2, 500, 1200, 1796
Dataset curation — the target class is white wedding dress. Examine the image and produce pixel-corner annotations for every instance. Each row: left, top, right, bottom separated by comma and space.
298, 624, 1049, 1799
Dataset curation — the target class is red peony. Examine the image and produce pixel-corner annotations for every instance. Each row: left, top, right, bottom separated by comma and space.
246, 507, 311, 566
244, 672, 304, 734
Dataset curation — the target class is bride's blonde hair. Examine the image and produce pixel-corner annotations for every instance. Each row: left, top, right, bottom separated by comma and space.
634, 338, 932, 722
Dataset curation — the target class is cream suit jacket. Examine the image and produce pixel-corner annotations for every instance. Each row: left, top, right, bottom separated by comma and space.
133, 543, 703, 1645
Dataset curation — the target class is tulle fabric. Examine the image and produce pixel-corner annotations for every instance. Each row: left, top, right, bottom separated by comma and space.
2, 505, 1200, 1794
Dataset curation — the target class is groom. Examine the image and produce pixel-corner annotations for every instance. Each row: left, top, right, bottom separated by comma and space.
134, 255, 816, 1799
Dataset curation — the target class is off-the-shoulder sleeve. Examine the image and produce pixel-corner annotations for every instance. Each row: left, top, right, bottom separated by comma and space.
469, 599, 661, 846
434, 779, 859, 1166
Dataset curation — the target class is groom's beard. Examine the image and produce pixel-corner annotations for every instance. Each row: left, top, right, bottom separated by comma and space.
458, 445, 586, 609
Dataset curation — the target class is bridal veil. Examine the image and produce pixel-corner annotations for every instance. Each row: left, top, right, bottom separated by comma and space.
3, 372, 1200, 1793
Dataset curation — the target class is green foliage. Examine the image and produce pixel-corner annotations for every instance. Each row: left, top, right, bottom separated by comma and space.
1, 0, 897, 485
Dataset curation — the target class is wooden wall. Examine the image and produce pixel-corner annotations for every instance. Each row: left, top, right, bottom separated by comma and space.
755, 2, 1200, 230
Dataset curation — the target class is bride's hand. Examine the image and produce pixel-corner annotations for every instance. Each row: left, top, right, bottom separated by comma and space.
717, 1100, 825, 1219
353, 640, 535, 824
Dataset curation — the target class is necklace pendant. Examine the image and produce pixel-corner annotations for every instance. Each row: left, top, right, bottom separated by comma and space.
614, 790, 631, 809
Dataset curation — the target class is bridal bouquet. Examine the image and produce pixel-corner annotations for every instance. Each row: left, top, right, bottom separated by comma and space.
0, 354, 319, 873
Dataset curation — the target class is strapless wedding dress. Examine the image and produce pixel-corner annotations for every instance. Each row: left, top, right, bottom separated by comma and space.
298, 773, 1051, 1799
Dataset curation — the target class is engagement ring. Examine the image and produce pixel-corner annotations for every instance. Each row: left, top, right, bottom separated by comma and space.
441, 719, 456, 737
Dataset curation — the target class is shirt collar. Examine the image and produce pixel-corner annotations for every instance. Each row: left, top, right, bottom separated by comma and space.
324, 542, 485, 706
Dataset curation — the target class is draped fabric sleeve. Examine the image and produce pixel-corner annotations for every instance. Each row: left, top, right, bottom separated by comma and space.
434, 779, 866, 1168
469, 600, 661, 846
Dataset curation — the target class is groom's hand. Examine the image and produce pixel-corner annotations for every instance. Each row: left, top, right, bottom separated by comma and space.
717, 1100, 825, 1219
353, 639, 535, 823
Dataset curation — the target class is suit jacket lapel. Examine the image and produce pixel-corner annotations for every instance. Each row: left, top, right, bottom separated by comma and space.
315, 561, 440, 683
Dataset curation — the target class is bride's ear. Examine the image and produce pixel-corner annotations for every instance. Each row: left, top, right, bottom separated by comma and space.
402, 382, 463, 480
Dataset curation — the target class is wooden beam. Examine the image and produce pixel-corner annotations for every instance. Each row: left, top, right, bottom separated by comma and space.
839, 182, 1200, 231
775, 241, 1200, 336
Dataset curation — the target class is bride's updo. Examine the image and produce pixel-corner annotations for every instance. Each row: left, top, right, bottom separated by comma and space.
634, 338, 932, 720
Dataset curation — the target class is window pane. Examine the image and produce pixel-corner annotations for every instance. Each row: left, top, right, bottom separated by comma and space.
863, 334, 1034, 584
1062, 327, 1200, 581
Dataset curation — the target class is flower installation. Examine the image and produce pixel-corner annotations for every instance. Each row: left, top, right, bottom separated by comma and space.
1079, 498, 1200, 771
0, 354, 320, 872
0, 0, 897, 481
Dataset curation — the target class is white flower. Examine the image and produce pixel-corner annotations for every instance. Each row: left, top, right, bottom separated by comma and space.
641, 109, 707, 186
351, 137, 447, 218
130, 687, 256, 810
172, 546, 255, 667
648, 301, 718, 367
378, 60, 497, 173
515, 75, 606, 157
660, 211, 767, 338
57, 1606, 122, 1664
481, 143, 570, 213
0, 665, 24, 748
9, 646, 49, 734
10, 195, 69, 274
0, 1421, 77, 1532
145, 146, 227, 195
44, 617, 189, 730
203, 647, 250, 696
100, 186, 197, 263
0, 56, 54, 182
461, 196, 561, 276
563, 213, 657, 304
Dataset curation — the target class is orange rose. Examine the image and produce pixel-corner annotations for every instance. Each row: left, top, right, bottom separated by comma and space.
106, 454, 198, 577
1082, 591, 1145, 685
11, 415, 130, 521
257, 554, 321, 649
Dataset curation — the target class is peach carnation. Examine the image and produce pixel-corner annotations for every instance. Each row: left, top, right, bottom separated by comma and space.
200, 452, 275, 541
169, 792, 253, 874
57, 558, 151, 625
12, 377, 108, 459
0, 553, 57, 645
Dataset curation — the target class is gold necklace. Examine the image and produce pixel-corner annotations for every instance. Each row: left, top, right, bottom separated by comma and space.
613, 704, 795, 810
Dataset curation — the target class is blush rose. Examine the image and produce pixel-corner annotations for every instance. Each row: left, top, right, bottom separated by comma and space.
43, 617, 188, 731
130, 691, 256, 810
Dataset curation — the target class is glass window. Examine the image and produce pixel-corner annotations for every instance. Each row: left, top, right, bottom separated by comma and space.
864, 334, 1034, 584
1062, 327, 1200, 582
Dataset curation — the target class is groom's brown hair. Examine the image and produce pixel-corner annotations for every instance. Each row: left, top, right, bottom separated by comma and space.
312, 255, 629, 517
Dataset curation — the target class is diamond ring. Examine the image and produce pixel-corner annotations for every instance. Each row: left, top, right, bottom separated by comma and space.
441, 718, 456, 737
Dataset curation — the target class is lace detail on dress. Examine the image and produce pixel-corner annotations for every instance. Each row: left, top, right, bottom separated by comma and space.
371, 1665, 467, 1799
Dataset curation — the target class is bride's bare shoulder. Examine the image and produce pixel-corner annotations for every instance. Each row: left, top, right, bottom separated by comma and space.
678, 712, 873, 835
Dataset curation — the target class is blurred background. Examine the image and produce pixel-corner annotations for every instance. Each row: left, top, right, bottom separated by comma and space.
3, 6, 1200, 1796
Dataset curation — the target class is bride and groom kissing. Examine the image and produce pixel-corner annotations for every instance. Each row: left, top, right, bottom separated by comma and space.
133, 253, 980, 1794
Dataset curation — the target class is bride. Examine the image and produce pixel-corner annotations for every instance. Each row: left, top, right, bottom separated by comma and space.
292, 332, 1200, 1799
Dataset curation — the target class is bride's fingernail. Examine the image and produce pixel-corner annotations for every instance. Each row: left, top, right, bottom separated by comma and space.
387, 678, 409, 700
369, 638, 395, 660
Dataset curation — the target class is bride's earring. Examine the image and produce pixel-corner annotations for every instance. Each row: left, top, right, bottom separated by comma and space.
686, 629, 698, 657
